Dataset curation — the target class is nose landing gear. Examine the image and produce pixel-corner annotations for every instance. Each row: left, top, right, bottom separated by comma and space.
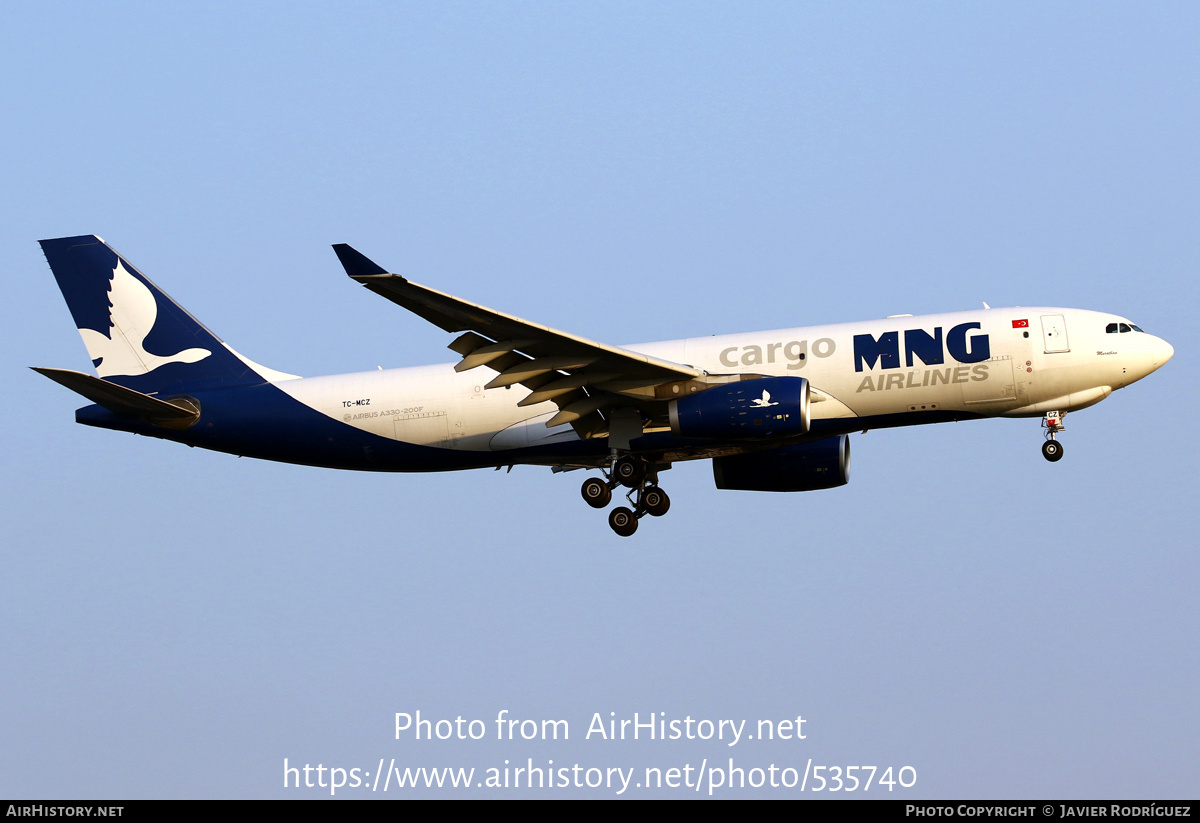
1041, 412, 1065, 462
582, 453, 671, 536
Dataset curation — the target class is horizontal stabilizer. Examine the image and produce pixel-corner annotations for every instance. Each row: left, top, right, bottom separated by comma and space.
31, 367, 200, 429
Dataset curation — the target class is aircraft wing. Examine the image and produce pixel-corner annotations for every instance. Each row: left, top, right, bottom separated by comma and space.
333, 244, 714, 437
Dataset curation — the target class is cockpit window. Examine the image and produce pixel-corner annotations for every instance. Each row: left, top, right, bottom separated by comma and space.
1107, 322, 1147, 333
1119, 323, 1132, 333
1106, 323, 1118, 333
1131, 324, 1145, 332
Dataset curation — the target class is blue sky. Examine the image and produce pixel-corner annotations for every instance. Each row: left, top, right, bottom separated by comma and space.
2, 2, 1197, 798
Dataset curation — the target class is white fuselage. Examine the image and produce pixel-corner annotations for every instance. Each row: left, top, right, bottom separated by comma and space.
271, 306, 1173, 458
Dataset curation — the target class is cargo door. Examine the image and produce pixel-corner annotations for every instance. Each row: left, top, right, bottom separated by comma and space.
962, 356, 1017, 405
393, 409, 451, 447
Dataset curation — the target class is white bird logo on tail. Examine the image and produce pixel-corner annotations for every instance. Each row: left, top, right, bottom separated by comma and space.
78, 259, 211, 377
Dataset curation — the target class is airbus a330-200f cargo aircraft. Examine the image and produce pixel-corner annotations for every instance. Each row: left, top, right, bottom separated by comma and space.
35, 235, 1173, 536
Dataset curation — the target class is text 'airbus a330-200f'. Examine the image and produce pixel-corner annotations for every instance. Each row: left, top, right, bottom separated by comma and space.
35, 235, 1173, 536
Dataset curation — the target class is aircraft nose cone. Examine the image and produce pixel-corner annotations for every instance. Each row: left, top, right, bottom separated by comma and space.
1124, 334, 1173, 385
1152, 336, 1174, 368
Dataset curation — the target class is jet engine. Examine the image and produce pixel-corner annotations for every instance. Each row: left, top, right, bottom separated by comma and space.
712, 435, 850, 492
669, 376, 810, 439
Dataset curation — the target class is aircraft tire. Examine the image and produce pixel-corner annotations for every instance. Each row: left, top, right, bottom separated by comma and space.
609, 506, 638, 537
614, 456, 645, 488
643, 487, 670, 517
581, 477, 611, 508
1042, 440, 1064, 462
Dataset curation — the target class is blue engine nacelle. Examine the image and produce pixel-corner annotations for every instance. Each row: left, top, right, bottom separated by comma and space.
712, 435, 851, 492
669, 376, 810, 439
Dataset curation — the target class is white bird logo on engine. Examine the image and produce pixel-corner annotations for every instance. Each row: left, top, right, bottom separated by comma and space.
750, 390, 778, 408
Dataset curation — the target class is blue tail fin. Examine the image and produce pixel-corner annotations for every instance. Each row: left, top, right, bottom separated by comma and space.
40, 235, 282, 394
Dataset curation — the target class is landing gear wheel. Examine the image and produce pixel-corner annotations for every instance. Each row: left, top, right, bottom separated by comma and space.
642, 487, 670, 517
1042, 440, 1064, 462
609, 506, 638, 537
614, 456, 645, 488
581, 477, 612, 509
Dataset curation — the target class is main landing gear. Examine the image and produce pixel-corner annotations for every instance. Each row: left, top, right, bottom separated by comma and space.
580, 453, 671, 537
1041, 411, 1065, 462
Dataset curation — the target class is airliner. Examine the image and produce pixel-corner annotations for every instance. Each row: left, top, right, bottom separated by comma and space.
35, 235, 1173, 536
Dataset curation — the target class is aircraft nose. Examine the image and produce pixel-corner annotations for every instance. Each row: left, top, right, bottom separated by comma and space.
1151, 336, 1174, 368
1122, 334, 1173, 386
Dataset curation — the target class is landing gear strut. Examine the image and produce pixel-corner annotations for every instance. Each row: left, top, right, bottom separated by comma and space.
1041, 411, 1065, 462
582, 453, 671, 536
